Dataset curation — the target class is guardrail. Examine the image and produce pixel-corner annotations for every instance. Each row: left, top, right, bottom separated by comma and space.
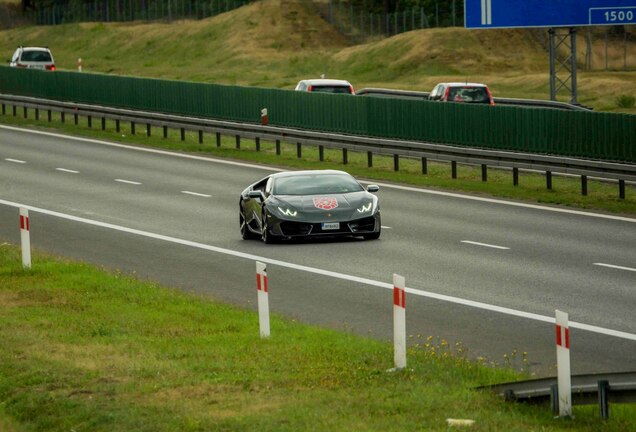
1, 93, 635, 199
480, 371, 636, 419
355, 87, 593, 111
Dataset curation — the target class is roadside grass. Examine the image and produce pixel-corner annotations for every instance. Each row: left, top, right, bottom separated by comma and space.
1, 109, 635, 216
1, 244, 636, 431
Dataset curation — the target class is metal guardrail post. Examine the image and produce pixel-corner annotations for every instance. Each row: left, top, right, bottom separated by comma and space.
551, 384, 559, 415
216, 132, 221, 147
598, 380, 610, 419
367, 151, 373, 168
319, 145, 324, 161
422, 157, 427, 175
546, 171, 553, 190
393, 154, 399, 171
236, 135, 240, 149
255, 137, 260, 152
481, 164, 487, 182
451, 161, 457, 179
296, 142, 302, 158
581, 175, 588, 196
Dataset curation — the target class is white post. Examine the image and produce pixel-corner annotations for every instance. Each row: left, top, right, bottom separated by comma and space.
19, 207, 31, 269
555, 309, 572, 417
393, 273, 406, 369
256, 261, 270, 338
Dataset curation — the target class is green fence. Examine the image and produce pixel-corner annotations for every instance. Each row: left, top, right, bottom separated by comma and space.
0, 67, 634, 163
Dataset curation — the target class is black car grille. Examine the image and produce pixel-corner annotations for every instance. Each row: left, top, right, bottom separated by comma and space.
280, 221, 313, 236
279, 216, 376, 237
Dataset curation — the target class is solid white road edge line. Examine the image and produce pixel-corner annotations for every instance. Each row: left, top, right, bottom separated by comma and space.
461, 240, 510, 250
1, 124, 284, 173
593, 263, 636, 273
1, 198, 635, 342
2, 124, 635, 224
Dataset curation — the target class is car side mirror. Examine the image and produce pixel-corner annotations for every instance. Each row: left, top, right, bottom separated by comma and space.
367, 185, 379, 193
248, 190, 265, 200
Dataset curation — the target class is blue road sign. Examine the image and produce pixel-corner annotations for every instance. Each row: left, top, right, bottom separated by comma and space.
465, 0, 636, 29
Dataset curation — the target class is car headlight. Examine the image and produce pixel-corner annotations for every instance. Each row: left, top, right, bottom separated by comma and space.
278, 207, 298, 217
356, 202, 373, 213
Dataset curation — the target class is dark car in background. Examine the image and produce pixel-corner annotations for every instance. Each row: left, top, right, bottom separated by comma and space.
239, 170, 381, 243
429, 82, 494, 106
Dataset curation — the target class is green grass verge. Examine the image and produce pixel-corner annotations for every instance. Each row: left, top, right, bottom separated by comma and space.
2, 244, 636, 431
1, 108, 635, 216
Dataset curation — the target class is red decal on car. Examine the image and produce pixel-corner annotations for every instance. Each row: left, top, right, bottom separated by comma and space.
313, 197, 338, 210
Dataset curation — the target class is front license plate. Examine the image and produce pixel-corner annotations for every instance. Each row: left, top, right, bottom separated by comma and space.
321, 222, 340, 230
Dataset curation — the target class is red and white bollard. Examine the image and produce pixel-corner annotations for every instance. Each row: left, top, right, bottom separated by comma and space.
260, 108, 268, 126
19, 207, 31, 269
393, 273, 406, 369
256, 261, 270, 338
555, 309, 572, 417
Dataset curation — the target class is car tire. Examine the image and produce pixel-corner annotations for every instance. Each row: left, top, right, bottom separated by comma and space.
261, 210, 278, 244
363, 231, 381, 240
239, 202, 257, 240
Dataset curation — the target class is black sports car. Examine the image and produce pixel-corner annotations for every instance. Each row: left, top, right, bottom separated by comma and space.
239, 170, 381, 243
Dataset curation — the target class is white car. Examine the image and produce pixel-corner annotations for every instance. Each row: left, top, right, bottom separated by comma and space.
429, 82, 494, 105
295, 79, 354, 94
9, 46, 56, 71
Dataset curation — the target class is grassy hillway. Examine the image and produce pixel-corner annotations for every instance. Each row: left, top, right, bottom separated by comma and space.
0, 0, 635, 112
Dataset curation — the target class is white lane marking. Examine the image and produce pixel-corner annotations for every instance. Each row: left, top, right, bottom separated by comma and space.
594, 263, 636, 273
181, 191, 211, 198
381, 226, 392, 229
461, 240, 510, 250
5, 158, 26, 164
56, 168, 79, 174
2, 124, 635, 224
115, 179, 141, 185
1, 198, 635, 342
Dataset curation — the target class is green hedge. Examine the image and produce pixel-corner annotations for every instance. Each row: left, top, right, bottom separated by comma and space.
1, 67, 634, 163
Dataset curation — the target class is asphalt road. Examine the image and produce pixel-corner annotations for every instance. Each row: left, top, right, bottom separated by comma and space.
1, 124, 635, 377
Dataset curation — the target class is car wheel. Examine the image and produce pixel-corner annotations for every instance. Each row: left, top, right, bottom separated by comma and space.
239, 201, 258, 240
261, 210, 277, 244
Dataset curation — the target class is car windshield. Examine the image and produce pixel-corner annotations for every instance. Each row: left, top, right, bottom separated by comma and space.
273, 174, 364, 195
310, 85, 352, 94
21, 50, 52, 62
447, 87, 490, 103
